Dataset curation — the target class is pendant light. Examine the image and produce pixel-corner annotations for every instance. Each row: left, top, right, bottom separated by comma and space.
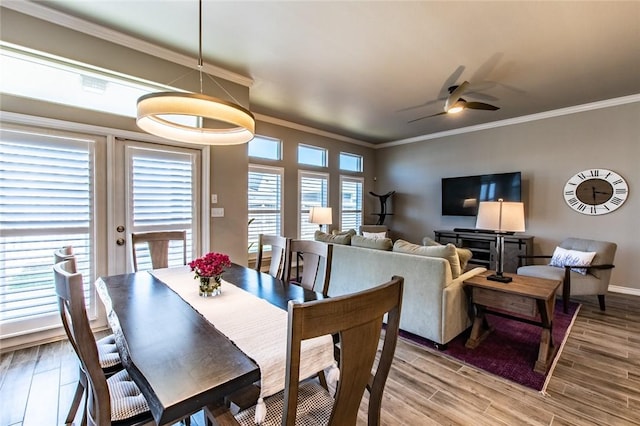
136, 0, 255, 145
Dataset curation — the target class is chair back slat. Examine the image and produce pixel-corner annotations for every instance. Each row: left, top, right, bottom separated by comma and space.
285, 239, 333, 296
283, 275, 404, 426
256, 234, 289, 280
131, 230, 187, 271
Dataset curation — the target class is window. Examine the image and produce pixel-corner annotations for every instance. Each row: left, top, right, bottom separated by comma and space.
339, 152, 363, 172
299, 171, 329, 239
0, 42, 195, 126
340, 177, 364, 232
127, 147, 196, 271
298, 144, 327, 167
248, 165, 283, 254
248, 135, 281, 160
0, 126, 98, 334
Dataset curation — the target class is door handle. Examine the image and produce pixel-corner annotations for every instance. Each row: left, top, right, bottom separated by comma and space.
116, 238, 125, 246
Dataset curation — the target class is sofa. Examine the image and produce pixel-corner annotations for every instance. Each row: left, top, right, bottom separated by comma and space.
326, 243, 486, 346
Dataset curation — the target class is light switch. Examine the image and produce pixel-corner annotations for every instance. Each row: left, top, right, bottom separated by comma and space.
211, 194, 218, 204
211, 207, 224, 217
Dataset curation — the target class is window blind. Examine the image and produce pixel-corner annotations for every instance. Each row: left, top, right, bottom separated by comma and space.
129, 151, 194, 271
299, 172, 328, 239
340, 177, 363, 232
0, 130, 94, 325
248, 166, 283, 253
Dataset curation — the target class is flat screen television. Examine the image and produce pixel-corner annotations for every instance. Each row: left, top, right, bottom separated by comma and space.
441, 172, 522, 216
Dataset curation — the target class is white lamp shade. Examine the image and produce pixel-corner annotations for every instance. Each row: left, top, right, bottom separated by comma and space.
309, 207, 333, 225
476, 201, 525, 233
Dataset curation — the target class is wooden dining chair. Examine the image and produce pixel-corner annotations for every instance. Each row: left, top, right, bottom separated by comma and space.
285, 239, 333, 296
53, 247, 122, 426
131, 230, 187, 271
54, 259, 155, 426
205, 275, 404, 426
256, 234, 289, 280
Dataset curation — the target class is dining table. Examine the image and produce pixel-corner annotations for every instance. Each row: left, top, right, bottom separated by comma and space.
96, 263, 334, 426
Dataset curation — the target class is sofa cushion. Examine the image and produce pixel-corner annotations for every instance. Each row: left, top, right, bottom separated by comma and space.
393, 239, 462, 278
314, 230, 351, 245
421, 237, 473, 272
549, 246, 596, 275
351, 235, 393, 251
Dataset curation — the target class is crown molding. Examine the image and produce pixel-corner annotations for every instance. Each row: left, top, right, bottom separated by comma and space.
254, 113, 374, 148
378, 94, 640, 149
2, 0, 253, 88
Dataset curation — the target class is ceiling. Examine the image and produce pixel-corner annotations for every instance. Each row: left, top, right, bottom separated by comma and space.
17, 1, 640, 144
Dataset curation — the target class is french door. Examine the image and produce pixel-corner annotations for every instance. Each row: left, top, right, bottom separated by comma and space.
0, 122, 204, 342
111, 139, 202, 274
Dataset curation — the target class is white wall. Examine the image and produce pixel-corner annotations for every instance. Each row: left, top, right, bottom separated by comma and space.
375, 101, 639, 291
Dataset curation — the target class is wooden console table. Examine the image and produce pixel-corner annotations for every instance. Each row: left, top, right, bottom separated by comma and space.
463, 271, 561, 374
435, 229, 534, 273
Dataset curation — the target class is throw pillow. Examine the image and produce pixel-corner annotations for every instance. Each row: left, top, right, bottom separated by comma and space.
314, 230, 351, 245
421, 237, 473, 271
362, 231, 387, 239
351, 235, 393, 251
549, 246, 596, 275
393, 239, 462, 279
332, 228, 356, 237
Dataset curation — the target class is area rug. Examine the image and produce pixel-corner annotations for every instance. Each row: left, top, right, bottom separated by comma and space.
400, 299, 580, 393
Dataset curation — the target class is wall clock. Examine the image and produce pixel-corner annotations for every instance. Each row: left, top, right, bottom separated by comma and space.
563, 168, 628, 215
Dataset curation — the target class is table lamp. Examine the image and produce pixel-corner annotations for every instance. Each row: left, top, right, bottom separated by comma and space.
475, 199, 525, 283
309, 207, 332, 231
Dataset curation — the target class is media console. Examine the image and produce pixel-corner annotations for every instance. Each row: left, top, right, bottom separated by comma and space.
434, 229, 534, 273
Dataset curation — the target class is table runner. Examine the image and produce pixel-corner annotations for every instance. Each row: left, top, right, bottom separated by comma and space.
150, 267, 337, 423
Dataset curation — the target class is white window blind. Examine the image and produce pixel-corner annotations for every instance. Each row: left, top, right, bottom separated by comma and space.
340, 177, 363, 232
0, 128, 95, 329
248, 165, 283, 254
299, 171, 329, 239
128, 147, 195, 271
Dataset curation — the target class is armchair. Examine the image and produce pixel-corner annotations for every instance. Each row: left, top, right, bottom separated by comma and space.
517, 238, 616, 313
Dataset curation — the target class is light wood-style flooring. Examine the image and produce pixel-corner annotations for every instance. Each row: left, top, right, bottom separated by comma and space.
2, 292, 639, 425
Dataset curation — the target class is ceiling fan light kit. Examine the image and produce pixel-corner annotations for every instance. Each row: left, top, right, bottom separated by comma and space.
136, 0, 255, 145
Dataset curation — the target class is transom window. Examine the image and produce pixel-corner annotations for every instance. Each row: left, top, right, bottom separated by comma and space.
339, 152, 363, 172
298, 144, 327, 167
248, 135, 282, 161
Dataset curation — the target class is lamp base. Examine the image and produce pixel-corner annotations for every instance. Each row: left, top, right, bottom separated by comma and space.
486, 273, 512, 283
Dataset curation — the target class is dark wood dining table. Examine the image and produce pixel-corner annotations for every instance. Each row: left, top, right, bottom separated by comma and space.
96, 263, 327, 426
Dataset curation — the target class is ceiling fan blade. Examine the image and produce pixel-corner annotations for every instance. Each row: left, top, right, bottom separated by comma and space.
408, 111, 447, 123
465, 102, 500, 111
445, 81, 469, 111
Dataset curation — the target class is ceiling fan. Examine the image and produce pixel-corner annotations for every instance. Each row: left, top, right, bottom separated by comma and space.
408, 81, 500, 123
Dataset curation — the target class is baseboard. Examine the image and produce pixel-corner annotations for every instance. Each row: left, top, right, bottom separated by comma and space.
608, 285, 640, 297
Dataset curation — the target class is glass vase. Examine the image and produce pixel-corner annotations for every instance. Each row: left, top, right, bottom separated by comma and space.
199, 275, 222, 297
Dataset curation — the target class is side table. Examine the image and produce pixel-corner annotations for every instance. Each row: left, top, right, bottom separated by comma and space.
463, 271, 561, 373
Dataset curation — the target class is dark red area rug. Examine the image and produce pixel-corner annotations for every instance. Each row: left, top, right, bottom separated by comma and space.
400, 300, 580, 392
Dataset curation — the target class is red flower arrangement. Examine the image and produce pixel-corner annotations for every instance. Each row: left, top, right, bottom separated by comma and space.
188, 252, 231, 279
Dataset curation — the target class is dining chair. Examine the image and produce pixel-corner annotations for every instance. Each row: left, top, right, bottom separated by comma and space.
256, 234, 289, 280
205, 275, 404, 426
285, 239, 333, 296
53, 247, 122, 426
131, 230, 187, 271
53, 259, 155, 426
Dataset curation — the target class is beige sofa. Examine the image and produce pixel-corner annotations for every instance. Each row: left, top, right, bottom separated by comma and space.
327, 244, 486, 347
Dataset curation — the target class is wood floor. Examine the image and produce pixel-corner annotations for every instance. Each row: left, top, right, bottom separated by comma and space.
2, 292, 639, 426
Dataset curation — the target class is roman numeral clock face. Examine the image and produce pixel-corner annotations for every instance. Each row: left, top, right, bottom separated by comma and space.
564, 169, 629, 215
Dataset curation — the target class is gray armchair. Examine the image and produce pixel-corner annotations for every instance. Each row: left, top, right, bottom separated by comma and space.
517, 238, 616, 313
